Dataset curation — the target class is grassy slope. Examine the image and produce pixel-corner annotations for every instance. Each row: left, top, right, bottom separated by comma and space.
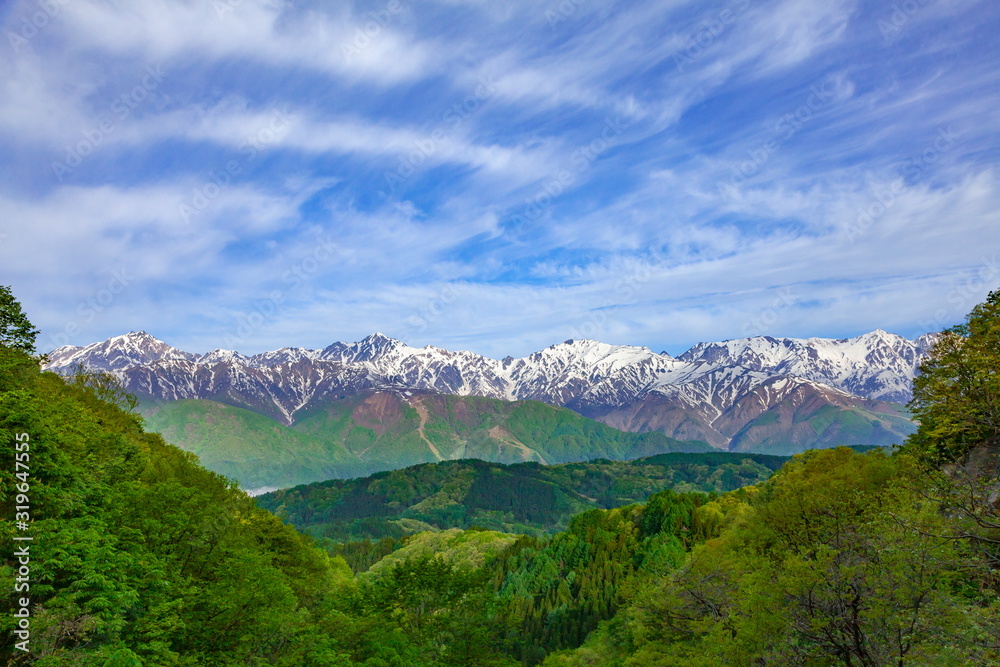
292, 393, 714, 465
728, 401, 916, 455
140, 392, 714, 491
257, 452, 789, 541
139, 398, 373, 491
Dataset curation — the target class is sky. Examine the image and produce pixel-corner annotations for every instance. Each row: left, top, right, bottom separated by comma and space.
1, 0, 998, 359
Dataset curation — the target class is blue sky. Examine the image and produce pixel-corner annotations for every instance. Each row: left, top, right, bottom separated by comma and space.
1, 0, 998, 358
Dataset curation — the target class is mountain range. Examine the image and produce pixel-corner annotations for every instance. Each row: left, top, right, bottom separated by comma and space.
44, 329, 934, 488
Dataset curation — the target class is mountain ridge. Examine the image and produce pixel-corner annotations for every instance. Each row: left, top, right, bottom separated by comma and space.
46, 329, 932, 455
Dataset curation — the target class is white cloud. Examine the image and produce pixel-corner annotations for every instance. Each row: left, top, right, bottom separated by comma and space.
2, 0, 998, 358
51, 0, 437, 84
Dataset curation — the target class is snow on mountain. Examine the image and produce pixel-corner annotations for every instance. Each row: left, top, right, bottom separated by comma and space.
46, 331, 197, 372
43, 329, 937, 434
675, 330, 927, 403
199, 349, 250, 365
246, 347, 319, 366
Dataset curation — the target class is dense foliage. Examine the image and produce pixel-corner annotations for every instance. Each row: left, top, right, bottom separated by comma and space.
543, 447, 1000, 665
906, 289, 1000, 463
257, 453, 786, 542
491, 490, 710, 664
903, 289, 1000, 571
0, 343, 356, 665
0, 286, 39, 355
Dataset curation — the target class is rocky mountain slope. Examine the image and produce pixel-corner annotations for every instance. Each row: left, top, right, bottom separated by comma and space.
47, 329, 933, 461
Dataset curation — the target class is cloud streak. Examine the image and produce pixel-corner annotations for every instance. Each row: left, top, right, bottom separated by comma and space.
1, 0, 998, 358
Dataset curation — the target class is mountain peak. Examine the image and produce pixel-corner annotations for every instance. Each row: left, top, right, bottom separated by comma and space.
361, 332, 400, 344
199, 348, 248, 365
551, 338, 601, 349
44, 331, 195, 372
334, 332, 405, 363
43, 327, 933, 451
857, 328, 896, 340
115, 330, 161, 343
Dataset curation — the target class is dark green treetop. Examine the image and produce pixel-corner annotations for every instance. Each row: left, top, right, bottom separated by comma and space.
0, 284, 40, 354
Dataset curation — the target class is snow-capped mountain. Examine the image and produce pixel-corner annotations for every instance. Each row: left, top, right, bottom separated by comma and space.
48, 331, 198, 372
45, 329, 936, 450
676, 330, 939, 403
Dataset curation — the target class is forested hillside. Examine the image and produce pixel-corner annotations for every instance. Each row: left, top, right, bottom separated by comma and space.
0, 329, 714, 666
5, 288, 1000, 666
540, 292, 1000, 665
0, 323, 354, 664
258, 452, 787, 541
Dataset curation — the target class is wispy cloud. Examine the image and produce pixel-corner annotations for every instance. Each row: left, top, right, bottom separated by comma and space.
1, 0, 998, 357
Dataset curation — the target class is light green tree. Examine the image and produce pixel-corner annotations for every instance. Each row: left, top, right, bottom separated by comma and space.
560, 449, 999, 666
904, 290, 1000, 635
907, 289, 1000, 464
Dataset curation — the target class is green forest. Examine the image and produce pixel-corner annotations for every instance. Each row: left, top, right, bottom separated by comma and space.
3, 288, 1000, 665
256, 452, 788, 542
